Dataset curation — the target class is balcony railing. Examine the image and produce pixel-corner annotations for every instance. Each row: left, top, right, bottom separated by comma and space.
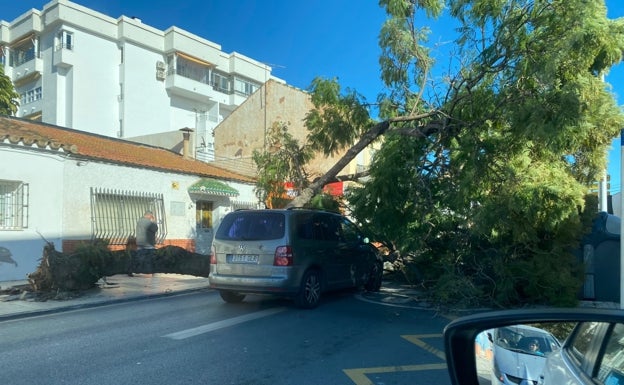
10, 50, 39, 67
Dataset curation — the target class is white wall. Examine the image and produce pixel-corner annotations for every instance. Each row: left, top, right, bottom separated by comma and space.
120, 41, 171, 137
62, 159, 257, 241
0, 145, 257, 282
69, 28, 121, 136
0, 148, 64, 282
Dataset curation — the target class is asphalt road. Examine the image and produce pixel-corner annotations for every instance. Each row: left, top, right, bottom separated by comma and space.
1, 289, 454, 385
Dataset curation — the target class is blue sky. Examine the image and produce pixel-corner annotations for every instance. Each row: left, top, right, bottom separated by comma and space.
3, 0, 624, 191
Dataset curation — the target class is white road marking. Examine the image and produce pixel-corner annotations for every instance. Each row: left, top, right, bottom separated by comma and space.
163, 307, 287, 340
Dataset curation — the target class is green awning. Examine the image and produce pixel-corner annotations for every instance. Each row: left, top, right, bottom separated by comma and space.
188, 178, 239, 197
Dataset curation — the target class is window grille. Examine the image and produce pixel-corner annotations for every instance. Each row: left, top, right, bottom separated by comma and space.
90, 188, 167, 245
0, 180, 29, 230
231, 200, 261, 211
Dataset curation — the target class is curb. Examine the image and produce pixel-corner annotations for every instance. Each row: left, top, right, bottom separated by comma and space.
0, 286, 211, 322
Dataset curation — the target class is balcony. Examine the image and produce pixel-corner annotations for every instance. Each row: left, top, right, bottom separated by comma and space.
165, 72, 215, 103
53, 44, 74, 68
12, 55, 43, 87
164, 69, 235, 105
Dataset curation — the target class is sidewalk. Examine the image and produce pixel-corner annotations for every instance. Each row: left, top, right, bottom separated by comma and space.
0, 274, 211, 321
0, 275, 430, 321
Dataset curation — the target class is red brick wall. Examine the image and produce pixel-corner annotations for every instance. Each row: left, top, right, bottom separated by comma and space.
62, 239, 196, 254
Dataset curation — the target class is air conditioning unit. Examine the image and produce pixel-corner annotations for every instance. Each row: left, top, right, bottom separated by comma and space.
156, 69, 166, 80
156, 61, 165, 70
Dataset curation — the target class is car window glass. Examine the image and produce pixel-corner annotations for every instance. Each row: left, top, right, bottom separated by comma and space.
570, 322, 603, 365
295, 213, 317, 240
215, 212, 285, 240
340, 219, 361, 243
597, 323, 624, 384
320, 215, 342, 242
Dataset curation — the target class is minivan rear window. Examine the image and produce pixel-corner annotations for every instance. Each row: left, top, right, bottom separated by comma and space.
215, 212, 285, 240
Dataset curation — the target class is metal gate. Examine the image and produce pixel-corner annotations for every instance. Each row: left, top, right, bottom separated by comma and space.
90, 187, 167, 245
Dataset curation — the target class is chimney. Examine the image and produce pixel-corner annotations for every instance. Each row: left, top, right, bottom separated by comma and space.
179, 127, 194, 159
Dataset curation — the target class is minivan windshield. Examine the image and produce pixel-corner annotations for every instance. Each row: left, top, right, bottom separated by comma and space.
215, 212, 285, 241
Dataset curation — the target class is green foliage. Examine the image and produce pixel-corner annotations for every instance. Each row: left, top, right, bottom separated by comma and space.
249, 0, 623, 308
0, 66, 19, 115
304, 193, 342, 213
347, 0, 624, 308
72, 240, 114, 287
305, 78, 372, 156
252, 121, 313, 207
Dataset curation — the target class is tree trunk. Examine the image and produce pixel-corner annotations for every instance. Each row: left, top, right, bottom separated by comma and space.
286, 121, 390, 208
27, 243, 211, 293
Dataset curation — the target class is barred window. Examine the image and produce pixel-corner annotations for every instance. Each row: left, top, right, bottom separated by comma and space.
0, 180, 29, 230
90, 188, 167, 245
231, 200, 261, 211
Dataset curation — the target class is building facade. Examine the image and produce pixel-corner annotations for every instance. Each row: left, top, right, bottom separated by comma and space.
0, 116, 258, 282
0, 0, 280, 161
213, 80, 379, 191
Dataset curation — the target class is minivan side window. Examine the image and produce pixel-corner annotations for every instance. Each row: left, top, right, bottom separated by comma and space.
322, 215, 342, 242
340, 218, 361, 243
295, 213, 317, 240
296, 214, 343, 242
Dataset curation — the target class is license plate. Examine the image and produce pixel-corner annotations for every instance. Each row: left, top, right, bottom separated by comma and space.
228, 254, 259, 264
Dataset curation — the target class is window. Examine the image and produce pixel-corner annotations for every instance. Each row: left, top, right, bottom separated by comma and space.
215, 211, 285, 241
340, 218, 362, 243
196, 201, 213, 229
20, 86, 42, 105
234, 77, 259, 96
597, 323, 624, 383
0, 180, 29, 230
56, 30, 73, 50
10, 39, 37, 67
90, 188, 166, 245
570, 322, 603, 365
169, 53, 211, 84
213, 72, 231, 93
300, 214, 342, 242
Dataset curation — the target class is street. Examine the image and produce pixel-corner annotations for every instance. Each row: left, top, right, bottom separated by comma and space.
1, 289, 453, 385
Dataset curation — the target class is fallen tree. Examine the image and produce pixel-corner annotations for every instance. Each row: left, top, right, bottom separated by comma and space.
28, 241, 210, 292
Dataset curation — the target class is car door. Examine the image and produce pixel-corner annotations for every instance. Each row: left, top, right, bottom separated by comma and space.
336, 217, 371, 287
313, 214, 348, 289
542, 321, 610, 385
594, 323, 624, 384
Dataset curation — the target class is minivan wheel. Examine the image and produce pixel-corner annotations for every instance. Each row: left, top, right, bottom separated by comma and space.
294, 270, 322, 309
219, 290, 246, 303
364, 262, 383, 292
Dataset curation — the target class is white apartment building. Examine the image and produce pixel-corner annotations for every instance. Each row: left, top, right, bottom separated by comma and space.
0, 0, 279, 161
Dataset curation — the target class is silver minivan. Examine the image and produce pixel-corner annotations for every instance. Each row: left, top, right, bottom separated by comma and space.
209, 208, 383, 308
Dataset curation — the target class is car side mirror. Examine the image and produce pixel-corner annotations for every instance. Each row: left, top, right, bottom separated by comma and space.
443, 308, 624, 385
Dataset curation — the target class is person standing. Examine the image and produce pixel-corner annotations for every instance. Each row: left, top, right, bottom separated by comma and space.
132, 210, 158, 275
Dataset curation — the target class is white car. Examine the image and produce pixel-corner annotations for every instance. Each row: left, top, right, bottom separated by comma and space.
487, 324, 561, 384
443, 308, 624, 385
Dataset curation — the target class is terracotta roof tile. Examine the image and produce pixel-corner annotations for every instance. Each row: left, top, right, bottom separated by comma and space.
0, 116, 255, 183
